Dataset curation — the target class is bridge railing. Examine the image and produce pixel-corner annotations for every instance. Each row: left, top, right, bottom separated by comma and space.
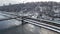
22, 16, 60, 33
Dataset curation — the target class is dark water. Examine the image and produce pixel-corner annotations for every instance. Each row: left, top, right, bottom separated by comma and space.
0, 25, 23, 34
0, 24, 41, 34
23, 24, 41, 34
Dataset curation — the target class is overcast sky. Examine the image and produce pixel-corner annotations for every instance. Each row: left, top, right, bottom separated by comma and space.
0, 0, 60, 6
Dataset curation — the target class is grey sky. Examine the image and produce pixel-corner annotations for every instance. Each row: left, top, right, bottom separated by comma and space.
0, 0, 60, 6
0, 0, 21, 6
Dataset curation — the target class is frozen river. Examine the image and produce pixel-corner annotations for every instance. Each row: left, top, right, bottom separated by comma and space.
0, 11, 41, 34
0, 11, 22, 31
